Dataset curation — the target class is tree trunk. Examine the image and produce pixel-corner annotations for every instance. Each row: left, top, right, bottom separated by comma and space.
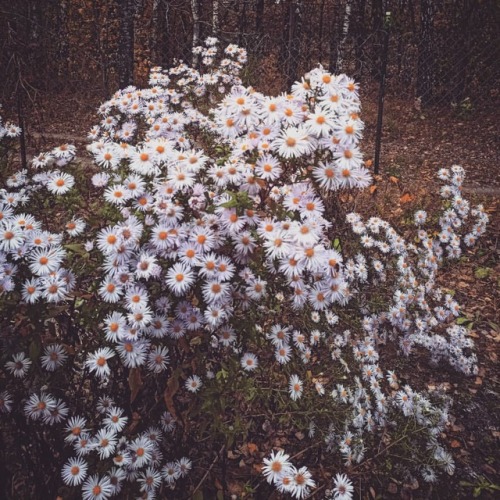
56, 0, 69, 79
354, 0, 367, 79
416, 0, 436, 106
329, 1, 341, 72
191, 0, 201, 66
318, 0, 326, 60
336, 0, 353, 73
91, 0, 110, 97
255, 0, 265, 35
286, 0, 302, 88
119, 0, 135, 87
238, 0, 248, 46
212, 0, 220, 37
151, 0, 171, 67
451, 0, 474, 103
151, 0, 161, 63
27, 0, 44, 85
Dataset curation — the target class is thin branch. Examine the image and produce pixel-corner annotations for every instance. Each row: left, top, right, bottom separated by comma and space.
191, 444, 225, 496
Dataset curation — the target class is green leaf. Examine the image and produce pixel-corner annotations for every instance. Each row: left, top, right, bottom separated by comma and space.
475, 267, 491, 279
216, 368, 228, 381
192, 491, 204, 500
333, 238, 342, 251
489, 322, 500, 333
64, 243, 87, 255
456, 317, 470, 325
219, 198, 238, 209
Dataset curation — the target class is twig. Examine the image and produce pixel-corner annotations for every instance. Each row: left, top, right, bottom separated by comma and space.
191, 444, 225, 496
305, 484, 326, 499
351, 426, 427, 472
290, 441, 322, 461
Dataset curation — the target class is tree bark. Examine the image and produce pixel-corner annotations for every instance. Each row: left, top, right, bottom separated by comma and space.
336, 0, 353, 73
212, 0, 220, 37
238, 0, 248, 46
354, 0, 367, 78
416, 0, 436, 106
451, 0, 474, 103
91, 0, 110, 97
191, 0, 201, 66
255, 0, 265, 35
119, 0, 135, 87
151, 0, 171, 67
286, 0, 302, 88
329, 0, 341, 72
56, 0, 69, 79
318, 0, 326, 58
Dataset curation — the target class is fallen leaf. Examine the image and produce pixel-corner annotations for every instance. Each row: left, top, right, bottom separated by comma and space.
450, 440, 461, 448
482, 464, 497, 475
247, 442, 258, 454
164, 369, 181, 421
400, 192, 414, 203
129, 368, 143, 404
369, 185, 378, 194
389, 176, 399, 184
253, 463, 263, 473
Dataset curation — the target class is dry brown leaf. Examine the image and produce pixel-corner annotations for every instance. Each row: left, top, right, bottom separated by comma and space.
164, 370, 180, 421
247, 442, 258, 454
128, 368, 143, 404
253, 463, 263, 473
369, 185, 378, 194
400, 192, 414, 203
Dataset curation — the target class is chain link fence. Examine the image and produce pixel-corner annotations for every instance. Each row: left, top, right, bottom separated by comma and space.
1, 0, 498, 170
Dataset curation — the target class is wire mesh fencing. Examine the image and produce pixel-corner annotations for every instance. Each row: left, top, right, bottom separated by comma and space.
1, 0, 498, 172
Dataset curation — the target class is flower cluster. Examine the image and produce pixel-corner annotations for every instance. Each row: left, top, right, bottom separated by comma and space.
0, 142, 79, 303
0, 105, 21, 139
262, 450, 316, 499
0, 38, 489, 498
348, 166, 488, 376
58, 402, 192, 496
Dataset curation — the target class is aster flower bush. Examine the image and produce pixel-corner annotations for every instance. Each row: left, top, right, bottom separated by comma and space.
0, 37, 489, 498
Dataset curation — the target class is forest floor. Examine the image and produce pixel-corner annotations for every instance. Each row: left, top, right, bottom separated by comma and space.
6, 88, 500, 499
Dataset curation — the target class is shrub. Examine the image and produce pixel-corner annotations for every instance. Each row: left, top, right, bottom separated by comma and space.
0, 38, 488, 499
